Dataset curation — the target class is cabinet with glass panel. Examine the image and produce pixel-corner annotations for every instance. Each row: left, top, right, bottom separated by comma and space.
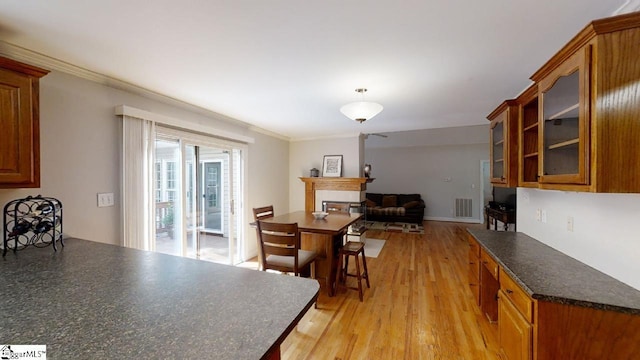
527, 11, 640, 193
487, 100, 518, 187
517, 84, 539, 187
536, 48, 589, 187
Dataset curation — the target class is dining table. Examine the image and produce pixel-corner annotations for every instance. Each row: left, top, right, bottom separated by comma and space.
261, 210, 362, 296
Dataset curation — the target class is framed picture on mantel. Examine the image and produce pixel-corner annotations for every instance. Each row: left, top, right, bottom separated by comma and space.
322, 155, 343, 177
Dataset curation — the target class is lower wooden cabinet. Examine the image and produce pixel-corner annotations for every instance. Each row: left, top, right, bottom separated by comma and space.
468, 236, 481, 306
498, 289, 532, 360
480, 251, 499, 322
472, 245, 640, 360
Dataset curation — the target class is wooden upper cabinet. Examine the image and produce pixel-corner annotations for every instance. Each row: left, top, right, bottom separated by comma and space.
536, 47, 590, 187
530, 11, 640, 192
0, 57, 49, 188
517, 84, 539, 187
487, 100, 518, 187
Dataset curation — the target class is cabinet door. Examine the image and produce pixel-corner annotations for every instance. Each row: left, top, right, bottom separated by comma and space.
538, 47, 590, 185
469, 250, 481, 306
0, 67, 39, 187
490, 114, 507, 184
518, 85, 539, 187
499, 290, 532, 360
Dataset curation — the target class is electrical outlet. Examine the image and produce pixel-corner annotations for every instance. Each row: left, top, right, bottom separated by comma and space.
541, 210, 547, 223
97, 193, 115, 207
536, 209, 541, 222
567, 216, 574, 232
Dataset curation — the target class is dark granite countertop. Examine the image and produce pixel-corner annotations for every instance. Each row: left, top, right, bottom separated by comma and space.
467, 229, 640, 315
0, 238, 319, 359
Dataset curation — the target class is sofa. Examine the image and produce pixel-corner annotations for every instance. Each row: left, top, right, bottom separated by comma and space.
365, 193, 425, 224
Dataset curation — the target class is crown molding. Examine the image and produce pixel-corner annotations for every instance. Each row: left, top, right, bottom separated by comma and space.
290, 132, 362, 142
614, 0, 640, 15
247, 126, 291, 141
0, 40, 286, 141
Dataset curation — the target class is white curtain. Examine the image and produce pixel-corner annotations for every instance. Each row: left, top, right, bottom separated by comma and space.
121, 116, 155, 250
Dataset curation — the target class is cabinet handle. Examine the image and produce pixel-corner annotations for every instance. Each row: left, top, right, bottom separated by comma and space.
469, 262, 475, 265
482, 260, 488, 264
506, 289, 513, 294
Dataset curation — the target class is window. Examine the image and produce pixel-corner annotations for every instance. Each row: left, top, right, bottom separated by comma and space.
166, 161, 176, 189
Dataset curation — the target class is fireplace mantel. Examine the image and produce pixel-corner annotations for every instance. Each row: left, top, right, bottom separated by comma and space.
299, 177, 374, 212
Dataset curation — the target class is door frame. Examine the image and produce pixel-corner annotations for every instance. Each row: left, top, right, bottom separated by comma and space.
480, 159, 490, 224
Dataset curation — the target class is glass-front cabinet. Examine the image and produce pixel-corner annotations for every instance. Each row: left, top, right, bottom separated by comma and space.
490, 118, 505, 183
537, 48, 590, 186
518, 84, 539, 187
488, 100, 518, 187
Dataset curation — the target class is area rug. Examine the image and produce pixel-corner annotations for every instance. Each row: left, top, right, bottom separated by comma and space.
364, 221, 424, 234
363, 238, 386, 258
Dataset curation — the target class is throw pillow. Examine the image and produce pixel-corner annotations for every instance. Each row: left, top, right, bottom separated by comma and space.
381, 195, 397, 208
365, 199, 377, 208
403, 200, 421, 209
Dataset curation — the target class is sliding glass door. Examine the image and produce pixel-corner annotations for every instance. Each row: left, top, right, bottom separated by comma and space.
154, 130, 244, 265
154, 138, 183, 256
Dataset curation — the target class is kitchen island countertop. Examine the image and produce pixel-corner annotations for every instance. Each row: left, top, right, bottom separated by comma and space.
0, 238, 319, 359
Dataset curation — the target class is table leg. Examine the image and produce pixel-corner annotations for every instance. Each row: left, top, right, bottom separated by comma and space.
328, 233, 344, 296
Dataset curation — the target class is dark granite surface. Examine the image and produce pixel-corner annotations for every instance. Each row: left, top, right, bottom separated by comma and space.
467, 229, 640, 315
0, 238, 319, 359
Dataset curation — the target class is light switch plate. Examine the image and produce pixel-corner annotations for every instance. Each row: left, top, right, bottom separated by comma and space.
97, 193, 115, 207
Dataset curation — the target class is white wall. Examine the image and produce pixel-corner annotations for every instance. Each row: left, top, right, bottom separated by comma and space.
365, 126, 489, 222
288, 136, 361, 211
0, 70, 288, 261
245, 131, 290, 257
518, 188, 640, 290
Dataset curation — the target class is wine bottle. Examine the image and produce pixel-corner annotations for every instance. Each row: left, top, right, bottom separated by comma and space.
35, 203, 53, 215
8, 220, 31, 237
33, 220, 53, 234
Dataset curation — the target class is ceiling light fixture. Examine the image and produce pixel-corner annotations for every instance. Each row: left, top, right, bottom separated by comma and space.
340, 88, 383, 123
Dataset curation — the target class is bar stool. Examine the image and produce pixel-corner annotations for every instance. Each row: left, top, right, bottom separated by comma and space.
337, 241, 370, 301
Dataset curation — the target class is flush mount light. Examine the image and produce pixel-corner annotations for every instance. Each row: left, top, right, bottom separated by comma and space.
340, 88, 383, 123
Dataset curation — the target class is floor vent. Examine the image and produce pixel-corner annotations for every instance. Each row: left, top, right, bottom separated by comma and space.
455, 198, 473, 218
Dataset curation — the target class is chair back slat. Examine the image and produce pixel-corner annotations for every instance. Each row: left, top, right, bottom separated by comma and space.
253, 206, 275, 221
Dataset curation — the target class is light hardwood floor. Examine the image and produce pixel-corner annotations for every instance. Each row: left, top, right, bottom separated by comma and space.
280, 221, 503, 360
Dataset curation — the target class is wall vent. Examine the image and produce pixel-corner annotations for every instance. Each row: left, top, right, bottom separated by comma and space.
455, 198, 473, 218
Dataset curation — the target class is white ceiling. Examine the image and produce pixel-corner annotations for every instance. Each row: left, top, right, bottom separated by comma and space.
0, 1, 631, 140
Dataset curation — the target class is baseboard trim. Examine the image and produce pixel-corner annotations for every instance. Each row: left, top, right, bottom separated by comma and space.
424, 216, 483, 224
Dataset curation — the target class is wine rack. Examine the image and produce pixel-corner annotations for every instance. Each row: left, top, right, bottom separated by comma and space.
3, 195, 64, 256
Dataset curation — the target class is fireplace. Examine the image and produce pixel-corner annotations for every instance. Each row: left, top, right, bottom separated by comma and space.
299, 177, 373, 212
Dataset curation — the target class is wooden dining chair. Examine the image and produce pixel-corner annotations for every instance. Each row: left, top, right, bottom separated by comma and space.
324, 202, 351, 214
256, 220, 317, 277
323, 202, 357, 244
252, 206, 275, 270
